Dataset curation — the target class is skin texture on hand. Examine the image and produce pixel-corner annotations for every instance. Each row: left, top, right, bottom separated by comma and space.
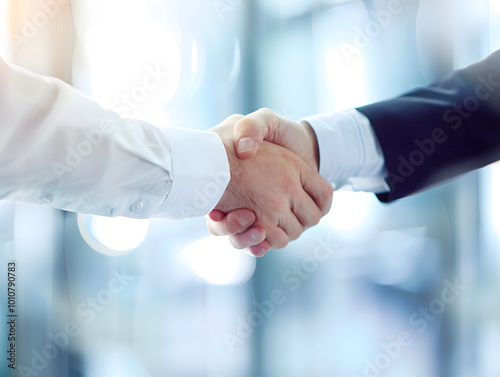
208, 112, 333, 256
234, 108, 320, 171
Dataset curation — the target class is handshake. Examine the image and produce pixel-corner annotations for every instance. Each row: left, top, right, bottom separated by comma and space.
207, 109, 334, 257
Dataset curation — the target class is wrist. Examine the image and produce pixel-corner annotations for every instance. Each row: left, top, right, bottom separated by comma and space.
215, 137, 241, 212
301, 121, 320, 172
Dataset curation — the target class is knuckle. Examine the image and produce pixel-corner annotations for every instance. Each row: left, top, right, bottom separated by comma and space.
228, 114, 244, 122
325, 182, 334, 198
268, 230, 288, 250
320, 184, 334, 213
236, 117, 257, 132
284, 176, 299, 197
259, 107, 273, 116
312, 209, 322, 226
290, 226, 303, 241
267, 195, 287, 215
326, 184, 334, 199
276, 199, 289, 215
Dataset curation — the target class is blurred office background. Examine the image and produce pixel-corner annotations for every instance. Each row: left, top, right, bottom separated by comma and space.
1, 0, 500, 376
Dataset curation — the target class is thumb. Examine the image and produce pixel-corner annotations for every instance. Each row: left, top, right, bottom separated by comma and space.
233, 108, 281, 160
233, 117, 264, 160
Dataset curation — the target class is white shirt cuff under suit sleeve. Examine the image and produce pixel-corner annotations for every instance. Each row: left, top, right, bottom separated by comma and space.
0, 58, 229, 219
302, 109, 389, 193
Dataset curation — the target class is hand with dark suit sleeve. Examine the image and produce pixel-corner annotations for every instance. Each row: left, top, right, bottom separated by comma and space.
209, 112, 333, 256
357, 49, 500, 201
208, 49, 500, 252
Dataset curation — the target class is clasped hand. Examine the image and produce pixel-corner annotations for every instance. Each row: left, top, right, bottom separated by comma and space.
209, 110, 333, 256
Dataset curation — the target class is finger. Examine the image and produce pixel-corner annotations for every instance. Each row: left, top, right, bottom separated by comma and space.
233, 119, 265, 160
280, 211, 304, 242
291, 192, 323, 229
221, 114, 244, 126
247, 240, 272, 257
207, 209, 256, 236
233, 108, 282, 160
265, 227, 291, 250
208, 209, 225, 222
229, 226, 266, 249
300, 167, 334, 216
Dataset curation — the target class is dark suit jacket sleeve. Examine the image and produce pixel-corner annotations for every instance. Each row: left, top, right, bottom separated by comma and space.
357, 50, 500, 202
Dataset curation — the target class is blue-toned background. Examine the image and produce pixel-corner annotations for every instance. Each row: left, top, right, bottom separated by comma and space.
1, 0, 500, 376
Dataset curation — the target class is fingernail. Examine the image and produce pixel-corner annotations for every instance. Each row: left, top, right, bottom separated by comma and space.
254, 247, 267, 257
237, 212, 254, 227
250, 229, 263, 241
237, 137, 255, 153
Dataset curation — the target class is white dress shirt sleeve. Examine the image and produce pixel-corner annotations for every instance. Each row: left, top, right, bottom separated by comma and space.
302, 109, 389, 193
0, 58, 229, 219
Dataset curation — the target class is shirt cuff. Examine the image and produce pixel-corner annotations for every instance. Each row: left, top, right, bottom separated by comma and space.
302, 109, 389, 193
154, 127, 230, 219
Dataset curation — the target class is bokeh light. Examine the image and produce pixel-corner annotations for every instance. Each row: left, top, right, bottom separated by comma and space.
183, 236, 256, 285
